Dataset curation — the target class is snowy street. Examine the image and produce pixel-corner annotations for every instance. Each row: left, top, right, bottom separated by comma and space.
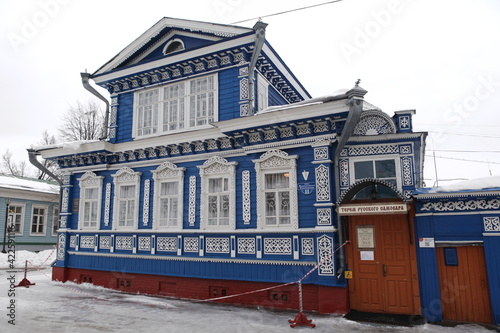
0, 251, 493, 333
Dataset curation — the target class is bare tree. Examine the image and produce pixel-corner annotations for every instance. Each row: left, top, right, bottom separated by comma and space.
34, 130, 62, 181
58, 100, 105, 142
1, 149, 28, 176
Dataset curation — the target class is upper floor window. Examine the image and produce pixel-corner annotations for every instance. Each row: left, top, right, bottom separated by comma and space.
31, 206, 47, 235
163, 39, 185, 55
198, 156, 237, 230
112, 167, 141, 229
134, 74, 218, 137
78, 171, 103, 230
152, 162, 185, 229
353, 159, 397, 186
8, 204, 24, 235
254, 149, 298, 229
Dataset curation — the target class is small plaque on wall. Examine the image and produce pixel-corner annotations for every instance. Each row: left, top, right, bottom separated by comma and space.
357, 225, 375, 249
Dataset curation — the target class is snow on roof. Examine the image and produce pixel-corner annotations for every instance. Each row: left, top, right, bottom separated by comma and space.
32, 140, 99, 152
0, 174, 59, 194
416, 175, 500, 195
257, 89, 380, 115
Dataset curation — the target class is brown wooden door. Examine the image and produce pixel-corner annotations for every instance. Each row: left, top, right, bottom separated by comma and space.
347, 214, 415, 314
436, 246, 492, 324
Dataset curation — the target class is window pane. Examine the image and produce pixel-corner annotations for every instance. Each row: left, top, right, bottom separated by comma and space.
354, 161, 374, 179
375, 160, 396, 178
265, 173, 289, 189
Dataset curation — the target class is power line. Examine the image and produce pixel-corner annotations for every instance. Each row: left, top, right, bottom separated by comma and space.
426, 154, 500, 165
230, 0, 343, 24
427, 131, 500, 139
429, 149, 500, 153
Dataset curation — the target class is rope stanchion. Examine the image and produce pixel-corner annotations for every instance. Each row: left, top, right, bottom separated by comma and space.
15, 260, 36, 288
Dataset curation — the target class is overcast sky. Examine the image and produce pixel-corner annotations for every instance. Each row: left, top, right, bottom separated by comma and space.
1, 0, 499, 187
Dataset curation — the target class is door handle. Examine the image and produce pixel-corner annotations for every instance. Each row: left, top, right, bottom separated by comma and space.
382, 264, 387, 277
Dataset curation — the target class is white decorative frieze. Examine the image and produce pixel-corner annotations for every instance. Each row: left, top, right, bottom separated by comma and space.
401, 156, 414, 186
340, 159, 349, 188
188, 176, 196, 226
57, 233, 66, 260
264, 238, 292, 255
317, 235, 334, 276
206, 237, 230, 253
80, 236, 95, 249
317, 208, 332, 225
184, 237, 199, 252
104, 183, 111, 226
157, 237, 177, 252
138, 237, 151, 251
69, 235, 76, 248
143, 179, 150, 226
242, 170, 251, 224
99, 236, 111, 249
301, 238, 314, 256
484, 216, 500, 231
238, 238, 256, 254
314, 147, 329, 161
240, 77, 249, 100
315, 164, 330, 201
420, 199, 500, 212
348, 144, 398, 156
115, 236, 133, 250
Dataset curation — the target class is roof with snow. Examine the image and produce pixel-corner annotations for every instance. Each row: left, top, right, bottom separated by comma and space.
414, 175, 500, 198
0, 174, 59, 195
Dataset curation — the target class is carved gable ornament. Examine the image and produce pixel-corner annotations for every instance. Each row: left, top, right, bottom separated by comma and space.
353, 110, 396, 136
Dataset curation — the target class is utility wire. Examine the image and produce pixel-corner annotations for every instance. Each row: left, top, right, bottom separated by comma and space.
426, 154, 500, 165
428, 149, 500, 153
427, 131, 500, 139
230, 0, 343, 24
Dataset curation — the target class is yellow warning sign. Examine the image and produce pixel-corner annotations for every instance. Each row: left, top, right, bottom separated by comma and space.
344, 270, 353, 279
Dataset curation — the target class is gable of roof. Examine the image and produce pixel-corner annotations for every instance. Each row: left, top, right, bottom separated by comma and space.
93, 17, 253, 76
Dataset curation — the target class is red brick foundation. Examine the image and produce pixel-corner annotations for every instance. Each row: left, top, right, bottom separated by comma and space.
52, 267, 348, 314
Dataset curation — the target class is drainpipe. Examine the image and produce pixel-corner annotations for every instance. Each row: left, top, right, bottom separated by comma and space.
81, 72, 110, 140
247, 20, 268, 116
27, 148, 62, 186
28, 148, 64, 244
333, 81, 367, 278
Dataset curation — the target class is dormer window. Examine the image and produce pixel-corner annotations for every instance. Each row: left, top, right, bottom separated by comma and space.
163, 39, 184, 55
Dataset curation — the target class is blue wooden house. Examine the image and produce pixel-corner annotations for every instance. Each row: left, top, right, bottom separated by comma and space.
414, 178, 500, 325
32, 18, 426, 316
0, 174, 59, 252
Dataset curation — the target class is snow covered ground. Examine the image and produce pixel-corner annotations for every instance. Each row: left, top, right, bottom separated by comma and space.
0, 250, 494, 333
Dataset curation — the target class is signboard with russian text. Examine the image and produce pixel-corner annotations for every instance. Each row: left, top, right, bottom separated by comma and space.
337, 202, 409, 216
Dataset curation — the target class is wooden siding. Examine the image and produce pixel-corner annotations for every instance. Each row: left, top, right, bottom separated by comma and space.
436, 246, 492, 324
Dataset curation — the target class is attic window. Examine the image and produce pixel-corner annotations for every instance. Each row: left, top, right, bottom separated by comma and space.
163, 39, 184, 55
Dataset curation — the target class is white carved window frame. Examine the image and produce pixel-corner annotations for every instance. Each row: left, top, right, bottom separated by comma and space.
198, 156, 237, 230
77, 171, 103, 231
151, 162, 185, 230
112, 167, 141, 230
253, 149, 299, 229
349, 155, 402, 189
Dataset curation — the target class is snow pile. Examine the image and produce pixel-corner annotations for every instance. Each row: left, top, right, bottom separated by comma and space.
430, 175, 500, 193
0, 248, 56, 269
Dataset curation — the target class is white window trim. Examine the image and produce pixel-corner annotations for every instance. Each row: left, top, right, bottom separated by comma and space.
112, 167, 141, 230
78, 171, 103, 231
30, 205, 48, 236
152, 162, 185, 230
133, 73, 219, 139
198, 156, 237, 230
9, 202, 25, 236
162, 38, 185, 55
52, 206, 59, 236
253, 149, 299, 229
349, 155, 402, 189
